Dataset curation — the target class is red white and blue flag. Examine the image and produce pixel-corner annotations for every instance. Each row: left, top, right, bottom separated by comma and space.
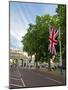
48, 25, 58, 55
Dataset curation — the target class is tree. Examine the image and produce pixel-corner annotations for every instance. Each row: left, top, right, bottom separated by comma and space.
21, 14, 59, 69
56, 5, 66, 48
21, 24, 35, 59
21, 5, 66, 70
56, 5, 66, 68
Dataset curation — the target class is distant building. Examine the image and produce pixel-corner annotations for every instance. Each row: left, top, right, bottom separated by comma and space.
9, 48, 35, 69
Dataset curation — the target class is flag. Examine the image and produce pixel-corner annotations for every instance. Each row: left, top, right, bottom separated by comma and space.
58, 28, 61, 46
48, 26, 58, 55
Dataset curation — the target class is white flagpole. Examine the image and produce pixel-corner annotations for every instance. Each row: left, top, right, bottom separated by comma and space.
59, 27, 63, 74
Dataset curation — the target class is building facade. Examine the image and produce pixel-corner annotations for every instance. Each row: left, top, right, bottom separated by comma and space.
10, 48, 35, 69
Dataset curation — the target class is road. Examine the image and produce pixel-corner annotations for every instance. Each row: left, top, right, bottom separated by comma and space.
9, 66, 66, 89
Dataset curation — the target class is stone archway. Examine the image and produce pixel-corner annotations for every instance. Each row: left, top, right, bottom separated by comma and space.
20, 59, 23, 67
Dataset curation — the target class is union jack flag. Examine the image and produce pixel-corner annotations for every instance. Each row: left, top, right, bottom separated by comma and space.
48, 25, 58, 55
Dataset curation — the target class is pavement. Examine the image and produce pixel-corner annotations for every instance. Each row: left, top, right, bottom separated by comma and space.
9, 66, 66, 89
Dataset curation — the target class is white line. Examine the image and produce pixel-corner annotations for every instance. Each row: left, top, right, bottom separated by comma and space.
10, 77, 21, 81
17, 67, 21, 77
17, 67, 26, 87
10, 84, 23, 87
21, 78, 26, 87
46, 77, 63, 84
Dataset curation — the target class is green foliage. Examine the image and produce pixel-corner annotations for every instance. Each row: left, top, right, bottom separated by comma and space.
56, 5, 66, 50
56, 5, 66, 27
21, 4, 66, 65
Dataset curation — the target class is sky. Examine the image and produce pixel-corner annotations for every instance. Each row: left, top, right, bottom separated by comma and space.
10, 1, 57, 50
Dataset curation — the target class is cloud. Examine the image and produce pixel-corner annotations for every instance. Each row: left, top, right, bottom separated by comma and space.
10, 33, 22, 49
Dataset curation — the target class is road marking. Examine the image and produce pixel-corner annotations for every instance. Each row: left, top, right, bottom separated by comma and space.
10, 84, 23, 87
17, 67, 26, 87
17, 67, 21, 77
10, 77, 21, 81
21, 78, 26, 87
46, 77, 63, 84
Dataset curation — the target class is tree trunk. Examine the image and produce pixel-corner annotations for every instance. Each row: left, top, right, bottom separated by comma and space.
31, 55, 32, 61
35, 53, 38, 69
48, 54, 51, 71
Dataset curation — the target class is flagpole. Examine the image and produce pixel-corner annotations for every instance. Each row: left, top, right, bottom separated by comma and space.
59, 27, 63, 74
